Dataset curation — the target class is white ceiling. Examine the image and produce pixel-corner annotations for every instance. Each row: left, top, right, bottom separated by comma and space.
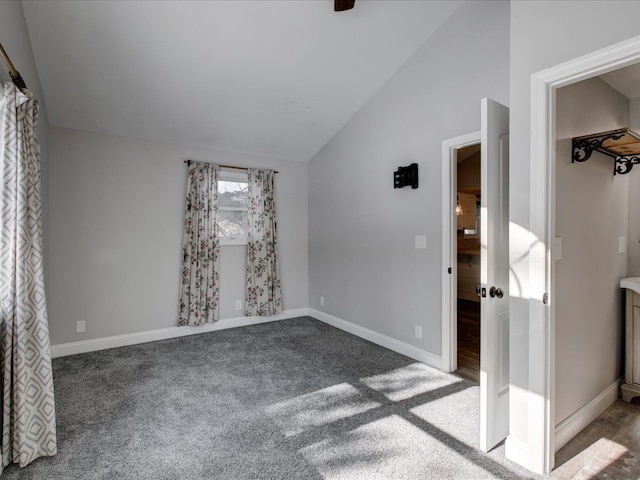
601, 62, 640, 100
22, 0, 462, 161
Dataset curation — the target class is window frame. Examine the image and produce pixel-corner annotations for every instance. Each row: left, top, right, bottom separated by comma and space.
217, 170, 249, 246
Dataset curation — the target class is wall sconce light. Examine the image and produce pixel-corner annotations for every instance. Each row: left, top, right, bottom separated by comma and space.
393, 163, 418, 189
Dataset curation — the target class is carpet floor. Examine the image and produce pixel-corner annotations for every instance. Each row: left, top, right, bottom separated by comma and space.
3, 317, 539, 479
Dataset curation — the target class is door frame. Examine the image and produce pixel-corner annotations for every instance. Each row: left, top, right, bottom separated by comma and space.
441, 131, 481, 373
527, 35, 640, 474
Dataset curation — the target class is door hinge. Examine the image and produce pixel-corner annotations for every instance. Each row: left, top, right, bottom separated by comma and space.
543, 292, 549, 305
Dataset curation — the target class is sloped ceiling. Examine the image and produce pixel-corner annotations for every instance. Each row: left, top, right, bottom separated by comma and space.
21, 0, 462, 161
601, 62, 640, 100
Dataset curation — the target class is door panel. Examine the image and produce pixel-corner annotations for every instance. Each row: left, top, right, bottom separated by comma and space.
480, 98, 510, 452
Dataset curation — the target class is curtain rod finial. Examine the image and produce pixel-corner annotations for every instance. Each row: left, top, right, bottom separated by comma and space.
0, 42, 27, 90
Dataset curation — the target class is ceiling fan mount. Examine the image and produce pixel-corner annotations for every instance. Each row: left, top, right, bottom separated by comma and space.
334, 0, 355, 12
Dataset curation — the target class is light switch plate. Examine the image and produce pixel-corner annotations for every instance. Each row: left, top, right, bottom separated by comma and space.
619, 236, 626, 254
554, 237, 562, 260
415, 235, 427, 249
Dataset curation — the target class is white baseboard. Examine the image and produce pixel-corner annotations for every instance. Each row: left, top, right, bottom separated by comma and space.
53, 307, 443, 371
554, 377, 622, 452
51, 308, 310, 358
505, 435, 531, 471
308, 308, 441, 370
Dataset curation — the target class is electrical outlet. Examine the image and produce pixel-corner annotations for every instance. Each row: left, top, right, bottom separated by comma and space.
76, 321, 86, 333
235, 300, 242, 310
619, 236, 626, 254
415, 325, 422, 339
320, 296, 325, 307
415, 235, 427, 249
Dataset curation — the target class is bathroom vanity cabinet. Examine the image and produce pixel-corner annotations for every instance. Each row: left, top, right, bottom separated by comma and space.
621, 279, 640, 402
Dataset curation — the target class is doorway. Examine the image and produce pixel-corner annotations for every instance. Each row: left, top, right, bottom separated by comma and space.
455, 143, 481, 383
526, 35, 640, 474
442, 130, 481, 378
442, 98, 510, 453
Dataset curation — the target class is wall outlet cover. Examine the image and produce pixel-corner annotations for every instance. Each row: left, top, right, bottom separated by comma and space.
235, 300, 242, 310
619, 236, 626, 254
76, 321, 86, 333
415, 235, 427, 249
320, 296, 325, 307
415, 325, 422, 339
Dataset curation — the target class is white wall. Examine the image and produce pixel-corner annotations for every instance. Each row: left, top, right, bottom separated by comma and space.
509, 0, 640, 461
0, 0, 50, 287
554, 78, 628, 425
629, 97, 640, 275
308, 1, 509, 356
48, 127, 308, 345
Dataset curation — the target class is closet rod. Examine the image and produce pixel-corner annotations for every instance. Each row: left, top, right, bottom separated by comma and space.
183, 160, 278, 174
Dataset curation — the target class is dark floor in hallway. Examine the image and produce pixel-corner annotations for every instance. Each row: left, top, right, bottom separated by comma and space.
457, 299, 480, 384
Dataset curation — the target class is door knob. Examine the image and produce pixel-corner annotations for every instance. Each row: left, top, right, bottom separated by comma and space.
489, 286, 504, 299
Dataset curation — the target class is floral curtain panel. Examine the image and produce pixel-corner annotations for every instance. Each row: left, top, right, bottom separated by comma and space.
246, 169, 282, 316
0, 83, 57, 470
178, 161, 220, 326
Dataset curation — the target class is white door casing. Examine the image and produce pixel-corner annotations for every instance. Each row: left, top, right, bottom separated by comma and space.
441, 130, 481, 374
521, 35, 640, 474
480, 97, 510, 452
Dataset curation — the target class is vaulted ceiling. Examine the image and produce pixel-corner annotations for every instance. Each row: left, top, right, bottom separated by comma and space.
21, 0, 462, 161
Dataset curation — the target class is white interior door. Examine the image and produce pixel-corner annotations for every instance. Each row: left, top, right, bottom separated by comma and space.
480, 97, 510, 452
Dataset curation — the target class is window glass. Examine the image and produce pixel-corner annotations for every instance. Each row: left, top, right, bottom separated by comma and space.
218, 175, 248, 245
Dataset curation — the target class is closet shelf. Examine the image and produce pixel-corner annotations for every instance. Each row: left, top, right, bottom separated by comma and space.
572, 127, 640, 175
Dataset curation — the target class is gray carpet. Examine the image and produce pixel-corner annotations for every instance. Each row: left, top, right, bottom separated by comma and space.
3, 317, 539, 479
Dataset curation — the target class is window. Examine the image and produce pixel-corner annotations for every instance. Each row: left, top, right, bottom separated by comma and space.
218, 171, 248, 245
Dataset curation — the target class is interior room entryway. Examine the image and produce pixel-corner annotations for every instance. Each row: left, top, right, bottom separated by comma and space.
524, 37, 640, 473
442, 98, 510, 453
454, 143, 481, 384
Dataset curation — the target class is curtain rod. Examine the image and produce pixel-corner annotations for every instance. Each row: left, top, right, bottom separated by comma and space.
183, 160, 278, 174
0, 42, 27, 90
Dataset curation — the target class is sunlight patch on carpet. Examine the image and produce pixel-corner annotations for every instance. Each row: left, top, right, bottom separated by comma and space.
266, 383, 380, 437
300, 414, 490, 480
360, 363, 462, 402
410, 385, 480, 449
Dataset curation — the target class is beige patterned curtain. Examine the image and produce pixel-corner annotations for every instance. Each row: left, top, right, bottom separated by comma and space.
0, 83, 57, 470
178, 161, 220, 326
246, 169, 282, 316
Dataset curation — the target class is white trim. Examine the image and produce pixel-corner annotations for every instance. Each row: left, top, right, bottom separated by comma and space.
528, 71, 555, 475
554, 377, 622, 452
528, 34, 640, 475
309, 308, 441, 369
505, 435, 530, 471
441, 131, 481, 373
51, 308, 309, 358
